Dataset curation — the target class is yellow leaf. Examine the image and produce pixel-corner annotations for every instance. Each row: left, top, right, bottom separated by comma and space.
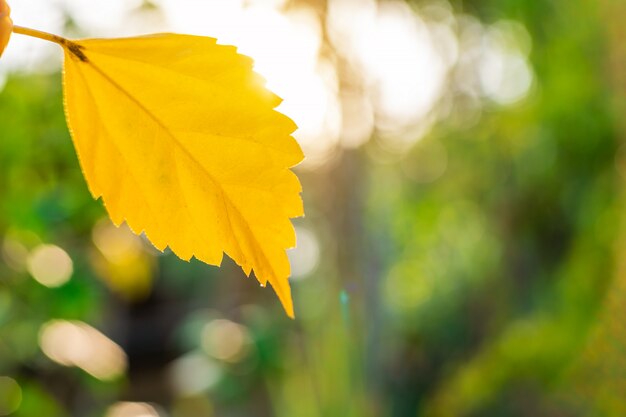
62, 34, 304, 317
0, 0, 11, 57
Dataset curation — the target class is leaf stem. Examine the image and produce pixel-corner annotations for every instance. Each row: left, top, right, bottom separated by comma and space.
12, 25, 67, 46
12, 25, 88, 62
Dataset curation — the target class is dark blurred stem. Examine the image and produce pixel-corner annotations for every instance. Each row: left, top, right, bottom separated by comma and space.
12, 25, 66, 45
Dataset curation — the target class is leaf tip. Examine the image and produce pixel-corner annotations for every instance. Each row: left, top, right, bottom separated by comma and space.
271, 279, 295, 319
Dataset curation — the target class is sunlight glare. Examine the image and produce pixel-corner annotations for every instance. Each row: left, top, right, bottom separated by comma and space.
329, 0, 455, 149
59, 0, 139, 36
0, 0, 62, 75
160, 0, 340, 167
360, 2, 448, 136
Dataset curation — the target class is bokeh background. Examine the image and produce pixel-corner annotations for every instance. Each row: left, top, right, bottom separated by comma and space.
1, 0, 626, 416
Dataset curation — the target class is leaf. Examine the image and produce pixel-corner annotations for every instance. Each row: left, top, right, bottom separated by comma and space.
0, 0, 11, 57
61, 34, 304, 317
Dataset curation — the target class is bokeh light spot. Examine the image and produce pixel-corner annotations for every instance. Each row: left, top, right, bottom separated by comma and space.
91, 219, 154, 300
39, 320, 127, 380
26, 244, 73, 287
92, 218, 143, 263
105, 402, 161, 417
479, 20, 533, 104
0, 377, 22, 416
201, 319, 251, 363
169, 352, 222, 396
288, 226, 320, 280
2, 237, 28, 272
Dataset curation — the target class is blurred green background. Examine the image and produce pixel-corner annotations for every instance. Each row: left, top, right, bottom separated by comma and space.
1, 0, 626, 416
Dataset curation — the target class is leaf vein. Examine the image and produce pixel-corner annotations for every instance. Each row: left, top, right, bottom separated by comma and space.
84, 58, 279, 282
72, 60, 163, 240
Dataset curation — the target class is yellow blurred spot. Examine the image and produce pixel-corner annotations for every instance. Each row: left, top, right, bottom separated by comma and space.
91, 219, 154, 300
39, 320, 127, 380
93, 218, 144, 262
27, 244, 73, 287
2, 237, 28, 272
105, 402, 160, 417
172, 396, 214, 417
201, 319, 251, 363
0, 376, 22, 416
